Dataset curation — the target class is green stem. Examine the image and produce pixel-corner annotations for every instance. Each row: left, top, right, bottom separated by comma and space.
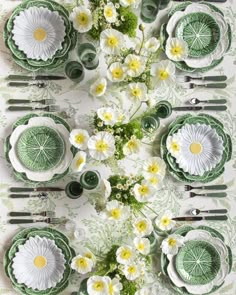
144, 204, 159, 216
138, 29, 145, 55
129, 102, 143, 120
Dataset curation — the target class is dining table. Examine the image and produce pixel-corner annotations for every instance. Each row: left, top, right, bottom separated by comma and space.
0, 0, 235, 294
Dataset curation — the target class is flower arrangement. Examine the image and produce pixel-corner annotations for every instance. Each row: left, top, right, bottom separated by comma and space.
69, 0, 138, 39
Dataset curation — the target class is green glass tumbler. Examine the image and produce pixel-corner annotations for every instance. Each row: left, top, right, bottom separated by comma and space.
140, 0, 160, 23
78, 43, 99, 70
79, 170, 101, 190
159, 0, 171, 9
65, 181, 83, 199
154, 100, 172, 119
141, 115, 160, 133
65, 61, 85, 82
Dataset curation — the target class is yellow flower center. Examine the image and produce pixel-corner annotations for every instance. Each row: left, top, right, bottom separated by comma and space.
75, 134, 85, 144
147, 163, 159, 174
107, 36, 119, 48
128, 265, 136, 274
168, 238, 177, 247
112, 67, 123, 79
127, 139, 138, 150
103, 112, 113, 121
128, 59, 140, 71
149, 176, 159, 185
95, 83, 105, 95
131, 87, 142, 97
85, 252, 92, 259
171, 141, 180, 152
190, 142, 202, 154
93, 281, 105, 291
136, 221, 147, 232
171, 45, 183, 56
76, 13, 89, 26
76, 157, 85, 168
138, 185, 149, 196
34, 256, 47, 269
161, 217, 171, 226
137, 242, 145, 251
105, 7, 114, 18
158, 69, 169, 80
120, 249, 132, 260
110, 208, 121, 219
76, 257, 88, 269
127, 0, 135, 4
34, 28, 47, 41
108, 283, 114, 295
95, 140, 108, 152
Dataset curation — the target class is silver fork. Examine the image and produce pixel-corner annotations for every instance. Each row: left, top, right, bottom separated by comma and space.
184, 184, 227, 191
8, 105, 60, 112
7, 98, 55, 105
8, 82, 46, 88
176, 75, 227, 83
9, 211, 55, 217
9, 217, 62, 224
182, 83, 227, 89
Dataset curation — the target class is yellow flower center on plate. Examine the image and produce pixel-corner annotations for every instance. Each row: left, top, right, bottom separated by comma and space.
190, 142, 202, 154
158, 69, 169, 80
75, 134, 85, 144
171, 141, 180, 152
107, 36, 118, 47
112, 68, 123, 79
76, 13, 89, 26
34, 28, 47, 42
76, 257, 88, 269
110, 208, 121, 219
105, 7, 114, 17
168, 238, 177, 247
34, 255, 47, 268
121, 249, 132, 259
95, 140, 108, 152
128, 60, 140, 71
171, 45, 183, 56
136, 221, 147, 232
93, 281, 105, 291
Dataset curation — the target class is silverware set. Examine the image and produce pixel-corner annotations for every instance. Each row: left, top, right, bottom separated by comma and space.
173, 105, 227, 111
9, 217, 62, 224
177, 75, 227, 89
8, 105, 60, 112
174, 0, 227, 2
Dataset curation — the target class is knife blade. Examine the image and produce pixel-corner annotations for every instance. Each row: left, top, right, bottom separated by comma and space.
6, 75, 66, 81
9, 187, 64, 192
174, 0, 227, 2
172, 105, 227, 111
172, 215, 228, 221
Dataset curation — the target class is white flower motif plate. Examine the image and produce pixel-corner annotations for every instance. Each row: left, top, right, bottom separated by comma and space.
9, 117, 73, 182
166, 3, 229, 68
12, 6, 66, 61
12, 236, 66, 290
167, 123, 224, 176
167, 230, 229, 294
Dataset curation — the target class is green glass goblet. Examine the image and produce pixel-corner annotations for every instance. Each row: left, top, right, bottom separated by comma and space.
141, 115, 160, 133
154, 100, 172, 119
65, 61, 85, 82
79, 170, 101, 190
140, 0, 160, 23
77, 43, 99, 70
65, 181, 83, 199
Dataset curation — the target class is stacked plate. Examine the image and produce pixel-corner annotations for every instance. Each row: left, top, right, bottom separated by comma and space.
160, 114, 232, 183
4, 114, 75, 184
161, 2, 231, 72
3, 0, 77, 71
4, 227, 75, 295
161, 226, 232, 295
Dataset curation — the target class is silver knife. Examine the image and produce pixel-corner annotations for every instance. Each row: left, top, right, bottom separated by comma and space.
172, 215, 228, 221
9, 187, 64, 192
174, 0, 227, 2
6, 75, 66, 81
172, 105, 227, 111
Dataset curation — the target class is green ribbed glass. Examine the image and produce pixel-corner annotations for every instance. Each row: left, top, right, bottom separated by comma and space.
154, 100, 172, 119
65, 61, 84, 82
141, 115, 160, 133
78, 43, 99, 70
140, 0, 160, 23
65, 181, 83, 199
79, 170, 100, 190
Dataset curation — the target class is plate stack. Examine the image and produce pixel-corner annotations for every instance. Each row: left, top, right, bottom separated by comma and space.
161, 114, 232, 183
5, 114, 75, 184
161, 226, 232, 295
161, 2, 231, 72
3, 0, 77, 71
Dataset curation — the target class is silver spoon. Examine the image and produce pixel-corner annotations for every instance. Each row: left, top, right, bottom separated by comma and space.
190, 208, 228, 216
189, 98, 227, 105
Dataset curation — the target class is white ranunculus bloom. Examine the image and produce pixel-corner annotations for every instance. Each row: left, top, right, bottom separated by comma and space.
143, 157, 166, 179
166, 38, 189, 62
161, 234, 185, 255
70, 6, 93, 33
80, 247, 96, 264
133, 217, 153, 237
97, 107, 119, 126
135, 287, 152, 295
155, 211, 176, 231
104, 200, 130, 221
133, 237, 150, 255
106, 277, 123, 295
88, 131, 115, 161
120, 0, 141, 8
145, 37, 160, 53
123, 263, 141, 280
87, 276, 109, 295
69, 129, 90, 150
71, 254, 94, 274
150, 59, 175, 86
166, 134, 182, 157
123, 137, 141, 156
124, 82, 148, 102
116, 245, 135, 265
123, 54, 146, 77
107, 62, 125, 82
133, 181, 155, 202
90, 77, 107, 97
71, 151, 87, 173
104, 3, 117, 23
100, 29, 125, 55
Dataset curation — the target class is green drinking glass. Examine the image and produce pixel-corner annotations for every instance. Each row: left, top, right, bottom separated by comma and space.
65, 61, 85, 82
154, 100, 172, 119
77, 43, 99, 70
159, 0, 171, 9
140, 0, 160, 23
65, 181, 83, 199
141, 115, 160, 133
79, 170, 101, 190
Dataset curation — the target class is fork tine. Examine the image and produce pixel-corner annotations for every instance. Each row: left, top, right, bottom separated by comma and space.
47, 105, 60, 112
176, 76, 189, 83
184, 185, 192, 191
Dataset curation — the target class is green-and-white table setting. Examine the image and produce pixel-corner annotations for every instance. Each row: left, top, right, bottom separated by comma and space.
0, 0, 235, 294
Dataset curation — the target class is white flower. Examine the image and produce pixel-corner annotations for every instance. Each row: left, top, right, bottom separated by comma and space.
90, 77, 107, 97
117, 111, 129, 124
123, 54, 146, 77
88, 131, 115, 161
104, 200, 130, 221
155, 211, 176, 231
120, 0, 141, 8
125, 82, 148, 102
145, 174, 163, 189
107, 62, 125, 82
144, 37, 160, 53
161, 234, 185, 255
71, 255, 93, 274
123, 137, 141, 156
100, 179, 112, 200
133, 181, 155, 202
100, 29, 125, 55
104, 3, 117, 23
116, 246, 135, 265
107, 277, 123, 295
97, 107, 119, 126
87, 276, 109, 295
143, 157, 166, 179
133, 237, 150, 255
70, 6, 93, 33
69, 129, 90, 150
166, 38, 189, 62
166, 134, 182, 157
71, 151, 87, 173
135, 287, 151, 295
150, 60, 175, 85
80, 247, 96, 264
123, 263, 141, 281
133, 217, 153, 237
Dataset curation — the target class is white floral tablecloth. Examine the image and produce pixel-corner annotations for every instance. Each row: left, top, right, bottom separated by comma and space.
0, 0, 236, 294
